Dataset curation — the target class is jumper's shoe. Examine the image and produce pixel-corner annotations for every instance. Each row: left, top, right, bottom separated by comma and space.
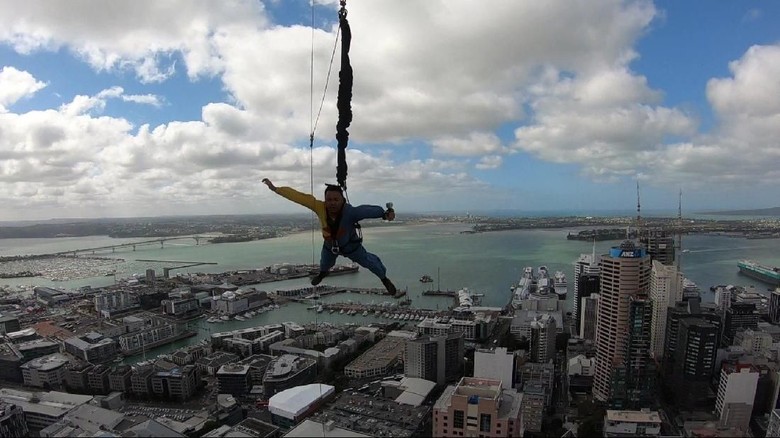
381, 277, 397, 295
311, 271, 328, 286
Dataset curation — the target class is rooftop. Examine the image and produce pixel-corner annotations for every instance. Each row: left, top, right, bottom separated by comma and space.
21, 353, 70, 371
0, 388, 93, 419
269, 383, 334, 419
605, 409, 662, 423
285, 419, 369, 437
345, 335, 406, 372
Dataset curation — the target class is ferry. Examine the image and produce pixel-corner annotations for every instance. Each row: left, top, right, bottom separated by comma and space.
738, 260, 780, 286
553, 271, 567, 300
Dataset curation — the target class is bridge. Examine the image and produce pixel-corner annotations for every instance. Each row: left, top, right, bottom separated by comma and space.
53, 236, 208, 257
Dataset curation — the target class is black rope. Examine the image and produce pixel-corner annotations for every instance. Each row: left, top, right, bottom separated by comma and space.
335, 3, 352, 191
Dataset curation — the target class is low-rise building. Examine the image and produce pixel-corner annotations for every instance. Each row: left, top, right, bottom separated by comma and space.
263, 354, 317, 397
216, 364, 252, 396
344, 334, 406, 380
63, 332, 117, 364
21, 353, 70, 389
0, 315, 21, 335
150, 365, 199, 401
268, 383, 335, 428
603, 409, 661, 437
0, 388, 93, 433
109, 365, 133, 393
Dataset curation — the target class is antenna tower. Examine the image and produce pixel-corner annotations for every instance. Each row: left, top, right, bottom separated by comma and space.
677, 188, 683, 270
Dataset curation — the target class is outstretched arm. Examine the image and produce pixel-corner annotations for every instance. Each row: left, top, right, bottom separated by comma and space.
350, 203, 395, 222
262, 178, 323, 216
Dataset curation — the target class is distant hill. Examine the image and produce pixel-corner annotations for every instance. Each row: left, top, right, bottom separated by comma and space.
701, 207, 780, 216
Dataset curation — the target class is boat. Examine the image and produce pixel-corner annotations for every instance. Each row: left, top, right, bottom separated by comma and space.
737, 260, 780, 286
362, 310, 368, 317
553, 271, 567, 300
340, 309, 345, 314
419, 275, 433, 283
220, 315, 230, 321
234, 315, 246, 321
329, 309, 336, 314
317, 305, 324, 313
206, 317, 220, 323
243, 312, 252, 318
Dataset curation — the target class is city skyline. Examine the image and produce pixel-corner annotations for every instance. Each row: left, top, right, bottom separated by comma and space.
1, 1, 780, 221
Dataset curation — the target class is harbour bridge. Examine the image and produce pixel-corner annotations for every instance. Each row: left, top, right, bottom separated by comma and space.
52, 235, 209, 257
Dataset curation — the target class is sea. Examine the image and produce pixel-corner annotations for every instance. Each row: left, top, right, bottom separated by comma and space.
2, 221, 779, 363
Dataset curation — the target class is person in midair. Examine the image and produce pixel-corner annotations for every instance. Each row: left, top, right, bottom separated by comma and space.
262, 178, 397, 295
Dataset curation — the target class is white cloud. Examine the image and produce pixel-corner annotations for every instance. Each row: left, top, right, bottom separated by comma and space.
0, 66, 47, 111
0, 1, 779, 219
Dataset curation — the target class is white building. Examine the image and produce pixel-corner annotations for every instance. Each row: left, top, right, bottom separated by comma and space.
474, 347, 515, 389
734, 329, 773, 356
573, 252, 600, 324
21, 353, 70, 389
649, 261, 683, 360
568, 355, 595, 377
715, 363, 759, 432
603, 409, 661, 437
269, 384, 334, 427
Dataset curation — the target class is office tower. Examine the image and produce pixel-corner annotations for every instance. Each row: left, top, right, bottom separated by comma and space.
529, 314, 556, 364
649, 261, 684, 360
405, 333, 464, 386
770, 289, 780, 324
474, 347, 515, 389
723, 303, 758, 346
662, 299, 721, 377
715, 362, 759, 433
670, 318, 718, 410
580, 294, 600, 343
593, 240, 652, 405
432, 377, 523, 437
714, 286, 733, 311
640, 230, 675, 266
573, 252, 600, 335
609, 296, 655, 409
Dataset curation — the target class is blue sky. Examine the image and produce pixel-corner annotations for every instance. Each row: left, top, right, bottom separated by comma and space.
0, 0, 779, 221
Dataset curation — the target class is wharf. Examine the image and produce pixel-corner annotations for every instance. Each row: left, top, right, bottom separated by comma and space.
422, 289, 458, 297
120, 330, 197, 356
314, 302, 447, 320
282, 285, 406, 302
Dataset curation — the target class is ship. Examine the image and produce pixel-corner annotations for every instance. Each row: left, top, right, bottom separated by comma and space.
737, 260, 780, 286
420, 275, 434, 283
553, 271, 567, 300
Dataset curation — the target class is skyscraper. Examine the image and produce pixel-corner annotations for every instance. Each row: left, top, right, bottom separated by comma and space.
593, 240, 652, 404
405, 333, 464, 386
609, 296, 655, 409
573, 252, 600, 335
580, 294, 600, 343
649, 260, 684, 360
671, 318, 718, 410
640, 230, 675, 266
662, 299, 721, 377
769, 289, 780, 324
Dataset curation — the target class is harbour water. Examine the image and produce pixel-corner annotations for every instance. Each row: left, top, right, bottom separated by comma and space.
2, 222, 779, 362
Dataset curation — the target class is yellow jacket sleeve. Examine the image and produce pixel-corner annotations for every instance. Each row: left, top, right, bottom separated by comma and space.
275, 187, 328, 233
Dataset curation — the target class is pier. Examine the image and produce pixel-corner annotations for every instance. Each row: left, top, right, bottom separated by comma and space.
134, 259, 219, 278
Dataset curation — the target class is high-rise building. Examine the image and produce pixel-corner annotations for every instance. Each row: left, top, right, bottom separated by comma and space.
662, 299, 721, 377
767, 409, 780, 438
715, 362, 759, 433
405, 333, 464, 386
593, 240, 652, 405
649, 261, 684, 360
580, 294, 600, 342
769, 289, 780, 324
0, 402, 28, 438
474, 347, 515, 390
671, 318, 718, 410
529, 314, 556, 364
609, 297, 655, 410
640, 230, 675, 266
573, 253, 600, 335
432, 377, 524, 437
723, 303, 758, 346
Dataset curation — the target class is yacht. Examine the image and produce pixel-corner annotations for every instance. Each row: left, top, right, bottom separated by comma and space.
317, 305, 324, 313
340, 309, 345, 314
234, 315, 246, 321
220, 315, 230, 321
362, 310, 369, 317
206, 317, 220, 323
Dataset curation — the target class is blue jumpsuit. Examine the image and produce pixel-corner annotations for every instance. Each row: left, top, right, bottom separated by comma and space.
274, 186, 388, 279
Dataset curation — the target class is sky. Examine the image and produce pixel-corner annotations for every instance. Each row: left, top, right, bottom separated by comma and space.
1, 0, 779, 221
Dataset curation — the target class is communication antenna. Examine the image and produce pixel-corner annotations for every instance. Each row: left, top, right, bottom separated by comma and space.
677, 188, 683, 270
636, 179, 642, 240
